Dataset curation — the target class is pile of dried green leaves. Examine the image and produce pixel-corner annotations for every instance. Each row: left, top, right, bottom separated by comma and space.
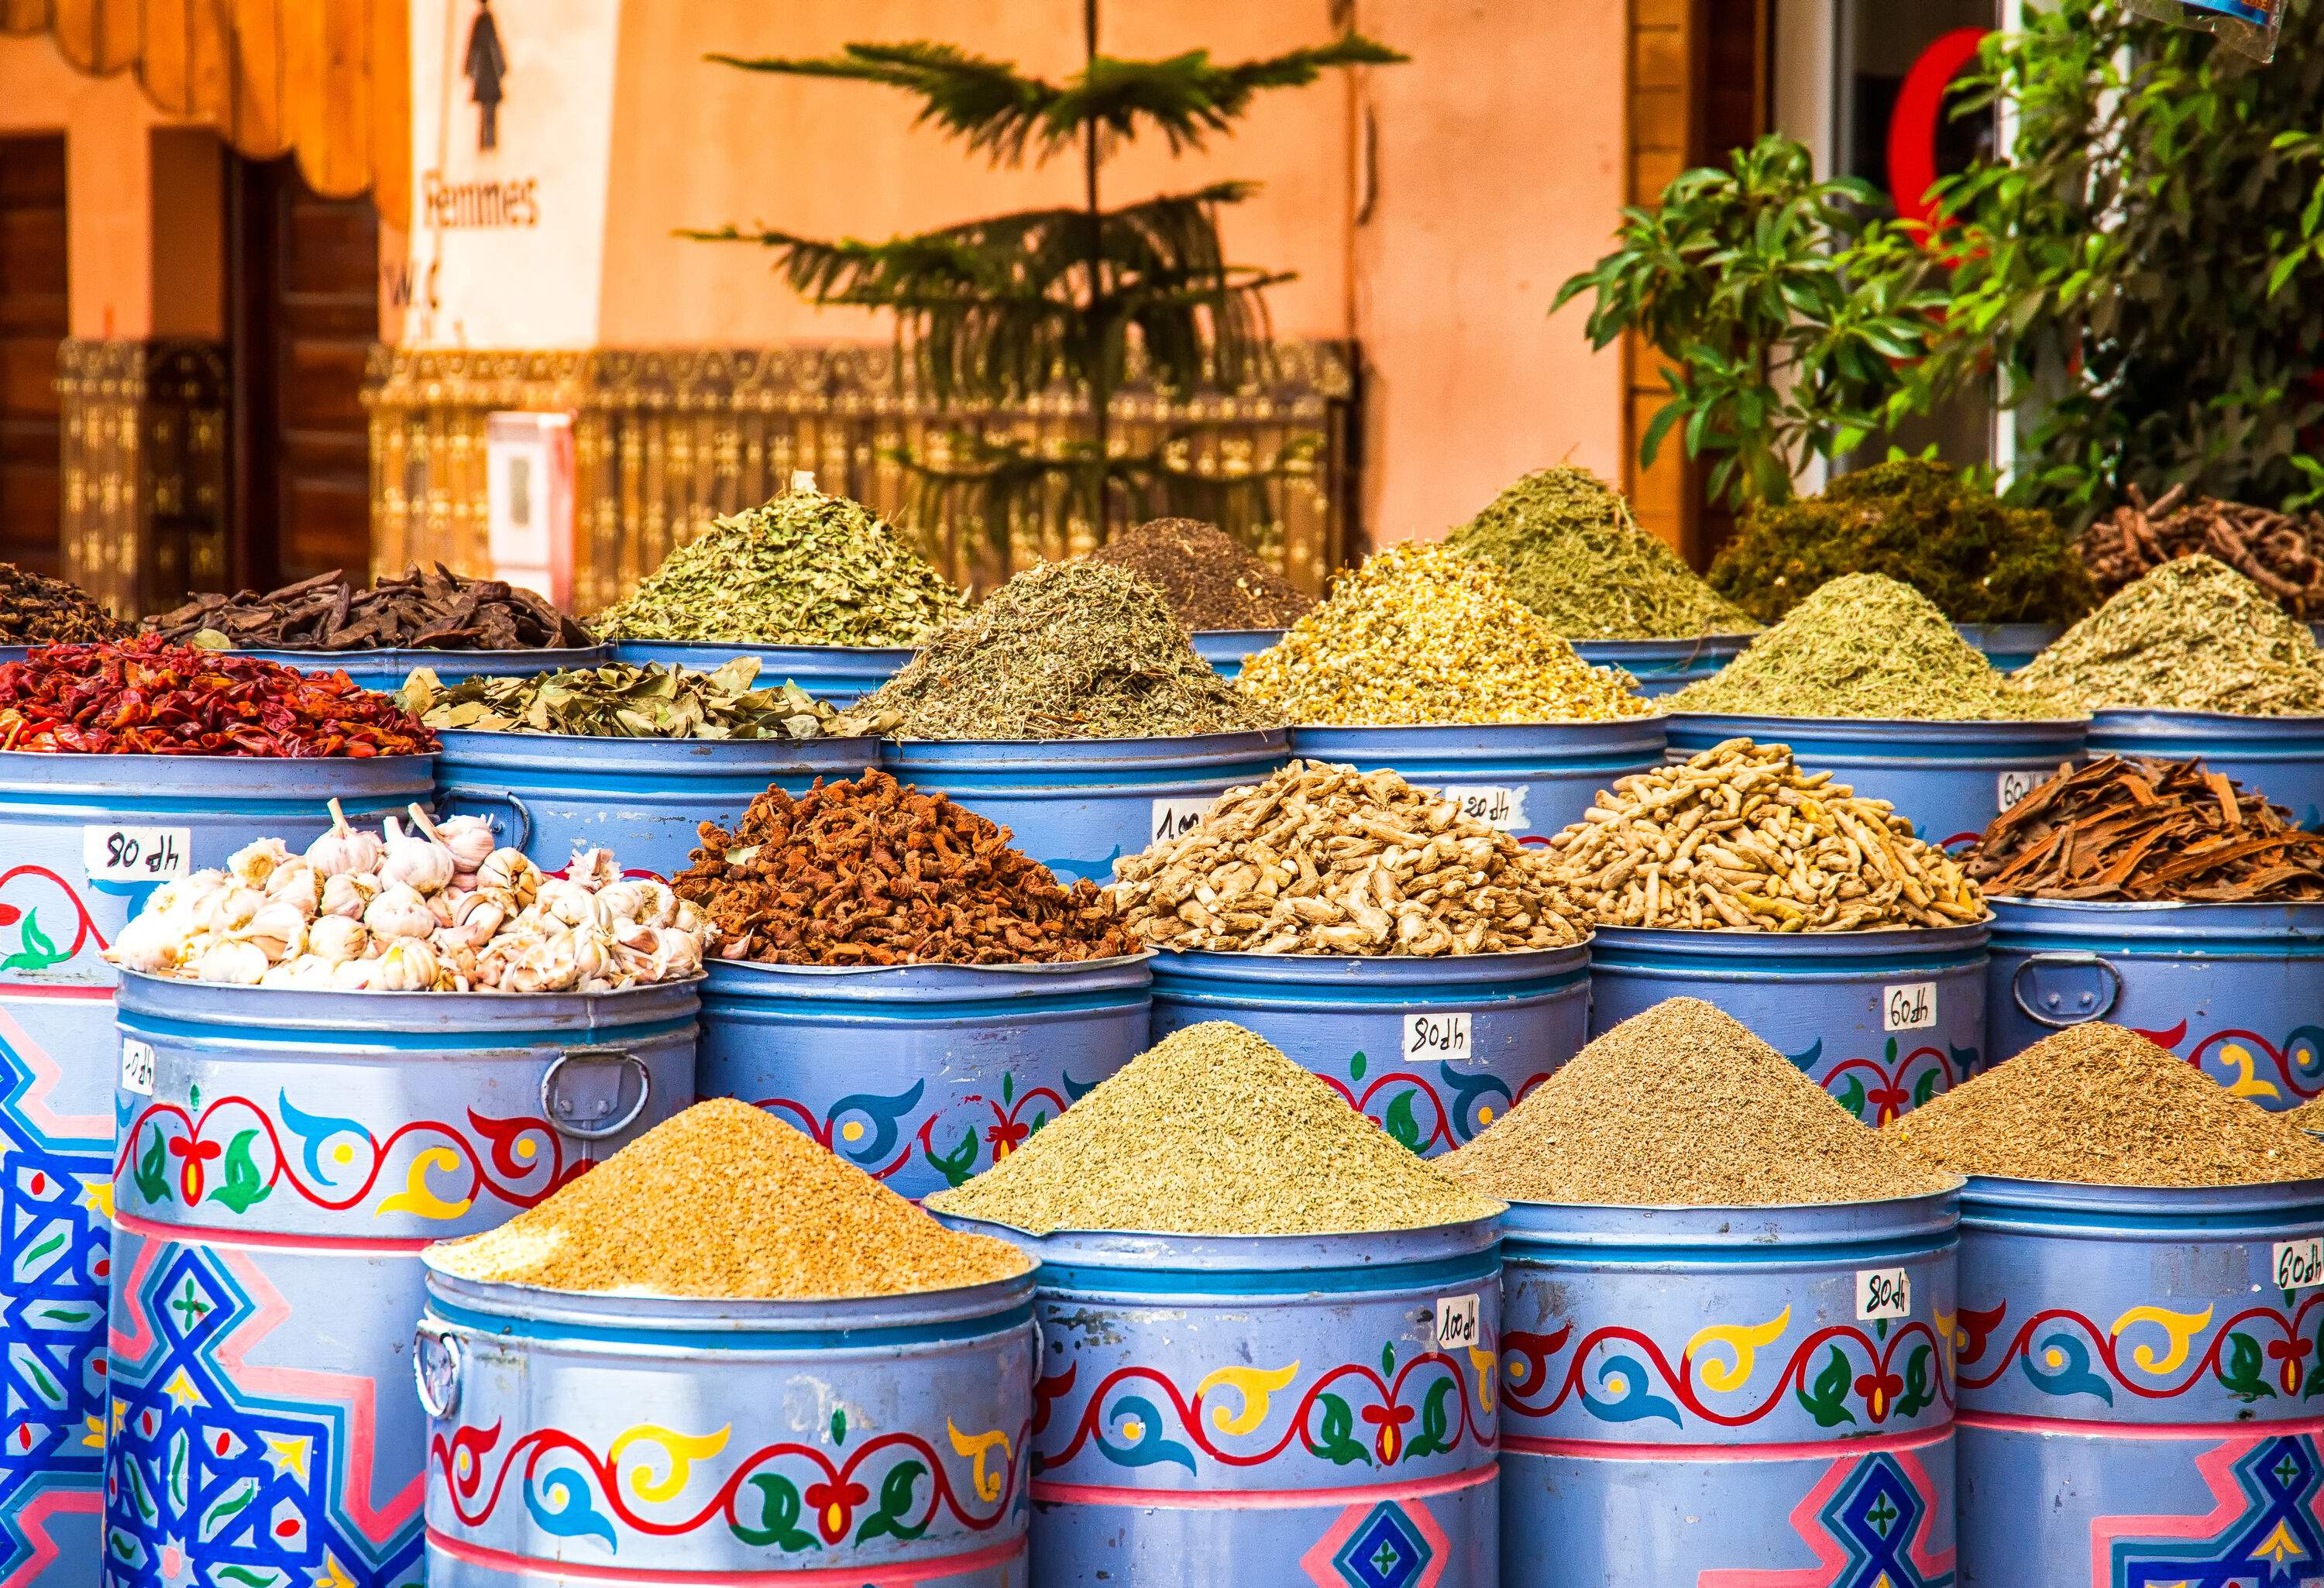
397, 658, 891, 741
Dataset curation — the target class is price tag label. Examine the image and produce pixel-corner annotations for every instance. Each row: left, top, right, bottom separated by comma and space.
1433, 1294, 1480, 1351
119, 1037, 156, 1098
1882, 981, 1937, 1033
2274, 1239, 2324, 1291
83, 826, 191, 882
1404, 1011, 1473, 1064
1997, 768, 2041, 810
1856, 1267, 1913, 1321
1150, 797, 1215, 846
1428, 785, 1528, 834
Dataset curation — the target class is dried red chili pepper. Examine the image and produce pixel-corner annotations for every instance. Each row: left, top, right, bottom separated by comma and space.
0, 635, 438, 757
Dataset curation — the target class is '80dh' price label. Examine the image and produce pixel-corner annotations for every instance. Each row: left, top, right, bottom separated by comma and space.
1404, 1011, 1473, 1064
83, 825, 191, 882
2275, 1238, 2324, 1291
1856, 1267, 1913, 1322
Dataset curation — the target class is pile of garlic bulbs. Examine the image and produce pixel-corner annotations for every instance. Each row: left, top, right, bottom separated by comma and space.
105, 800, 708, 993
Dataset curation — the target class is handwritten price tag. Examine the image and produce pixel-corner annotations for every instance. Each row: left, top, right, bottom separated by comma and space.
2274, 1239, 2324, 1291
1404, 1011, 1473, 1064
1856, 1267, 1913, 1321
1997, 768, 2041, 810
119, 1038, 156, 1098
1434, 1294, 1480, 1351
1150, 797, 1215, 846
1428, 785, 1528, 834
1882, 981, 1937, 1033
83, 826, 190, 882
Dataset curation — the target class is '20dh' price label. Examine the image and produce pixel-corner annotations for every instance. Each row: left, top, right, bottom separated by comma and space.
1434, 1294, 1480, 1351
1856, 1267, 1913, 1321
1882, 981, 1937, 1033
2274, 1238, 2324, 1291
1404, 1011, 1473, 1064
1428, 785, 1528, 834
83, 825, 191, 882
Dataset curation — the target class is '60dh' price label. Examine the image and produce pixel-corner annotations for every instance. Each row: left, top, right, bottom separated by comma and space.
1882, 981, 1937, 1033
2274, 1238, 2324, 1291
1856, 1267, 1913, 1321
83, 825, 191, 882
1404, 1011, 1473, 1064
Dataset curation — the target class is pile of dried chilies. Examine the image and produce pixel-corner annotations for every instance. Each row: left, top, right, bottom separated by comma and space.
0, 637, 435, 757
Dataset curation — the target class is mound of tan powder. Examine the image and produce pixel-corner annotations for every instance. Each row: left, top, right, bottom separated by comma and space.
1444, 998, 1957, 1205
428, 1098, 1031, 1298
1889, 1023, 2324, 1188
925, 1022, 1504, 1236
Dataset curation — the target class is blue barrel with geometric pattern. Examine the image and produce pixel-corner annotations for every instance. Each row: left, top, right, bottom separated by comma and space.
696, 954, 1152, 1201
0, 750, 429, 1588
414, 1261, 1036, 1586
1497, 1192, 1961, 1586
1587, 923, 1989, 1125
1953, 1175, 2324, 1585
1147, 947, 1590, 1157
1985, 897, 2324, 1109
933, 1216, 1504, 1588
103, 974, 697, 1588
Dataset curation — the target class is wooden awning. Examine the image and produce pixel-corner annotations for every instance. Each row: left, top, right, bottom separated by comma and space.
1, 0, 409, 229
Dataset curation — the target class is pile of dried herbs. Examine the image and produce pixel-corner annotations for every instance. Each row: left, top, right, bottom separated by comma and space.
1446, 466, 1757, 639
590, 486, 962, 647
1236, 543, 1654, 726
149, 566, 593, 651
1669, 573, 2073, 720
861, 562, 1280, 740
2012, 555, 2324, 716
0, 562, 129, 644
397, 657, 890, 741
1708, 460, 2097, 625
1083, 517, 1314, 631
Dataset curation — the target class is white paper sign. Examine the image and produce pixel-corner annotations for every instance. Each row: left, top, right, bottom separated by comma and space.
1150, 797, 1215, 846
1429, 785, 1528, 833
119, 1037, 156, 1098
2274, 1238, 2324, 1291
1882, 981, 1937, 1033
83, 826, 191, 882
1856, 1267, 1913, 1321
1434, 1294, 1480, 1351
1998, 768, 2041, 810
1404, 1011, 1473, 1064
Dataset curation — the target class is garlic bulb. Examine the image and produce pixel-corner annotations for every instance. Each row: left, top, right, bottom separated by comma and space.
198, 885, 266, 936
265, 862, 323, 917
596, 879, 676, 928
307, 800, 385, 878
380, 813, 456, 896
105, 914, 183, 975
331, 956, 376, 991
373, 938, 442, 992
320, 872, 377, 921
535, 878, 603, 930
308, 916, 369, 964
235, 902, 309, 963
478, 847, 540, 905
432, 814, 498, 871
192, 940, 270, 985
363, 883, 437, 942
229, 837, 293, 888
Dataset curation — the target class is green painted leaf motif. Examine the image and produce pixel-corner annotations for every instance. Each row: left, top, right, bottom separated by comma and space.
1382, 1091, 1423, 1153
200, 1477, 258, 1542
1403, 1378, 1456, 1462
1835, 1076, 1871, 1124
1303, 1393, 1372, 1467
731, 1473, 820, 1552
1380, 1340, 1396, 1378
210, 1130, 273, 1214
1001, 1072, 1014, 1105
923, 1129, 979, 1189
1796, 1346, 1859, 1428
1349, 1050, 1368, 1082
1912, 1069, 1941, 1108
134, 1130, 171, 1208
1897, 1344, 1937, 1419
2219, 1332, 2278, 1404
0, 909, 64, 973
831, 1408, 847, 1445
853, 1461, 930, 1545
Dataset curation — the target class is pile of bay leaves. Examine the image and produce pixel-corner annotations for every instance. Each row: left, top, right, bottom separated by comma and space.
397, 658, 894, 741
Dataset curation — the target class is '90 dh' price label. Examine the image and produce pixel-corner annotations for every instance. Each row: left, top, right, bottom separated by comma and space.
1882, 981, 1937, 1033
83, 825, 191, 882
1404, 1011, 1473, 1064
1856, 1267, 1913, 1322
1150, 797, 1215, 846
2274, 1238, 2324, 1292
1433, 1294, 1480, 1351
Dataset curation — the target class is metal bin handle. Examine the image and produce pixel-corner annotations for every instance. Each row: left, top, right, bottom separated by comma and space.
437, 783, 534, 852
2010, 950, 2123, 1029
413, 1322, 462, 1421
539, 1047, 652, 1142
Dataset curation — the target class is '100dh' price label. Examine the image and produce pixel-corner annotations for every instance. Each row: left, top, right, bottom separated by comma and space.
1433, 1294, 1480, 1351
1150, 798, 1215, 845
83, 826, 191, 881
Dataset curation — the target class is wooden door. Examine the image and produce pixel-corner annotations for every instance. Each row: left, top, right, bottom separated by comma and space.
0, 136, 67, 579
229, 156, 379, 589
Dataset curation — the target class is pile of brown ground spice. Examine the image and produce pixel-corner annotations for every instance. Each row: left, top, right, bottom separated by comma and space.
428, 1099, 1032, 1298
926, 1023, 1504, 1236
676, 769, 1140, 965
1443, 999, 1957, 1205
1888, 1023, 2324, 1187
1084, 518, 1315, 631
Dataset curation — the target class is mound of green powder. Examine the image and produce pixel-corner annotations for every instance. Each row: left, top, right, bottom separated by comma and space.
862, 561, 1284, 740
1669, 573, 2075, 720
590, 487, 962, 646
2012, 555, 2324, 716
926, 1023, 1504, 1236
1447, 466, 1757, 640
1709, 461, 2097, 625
